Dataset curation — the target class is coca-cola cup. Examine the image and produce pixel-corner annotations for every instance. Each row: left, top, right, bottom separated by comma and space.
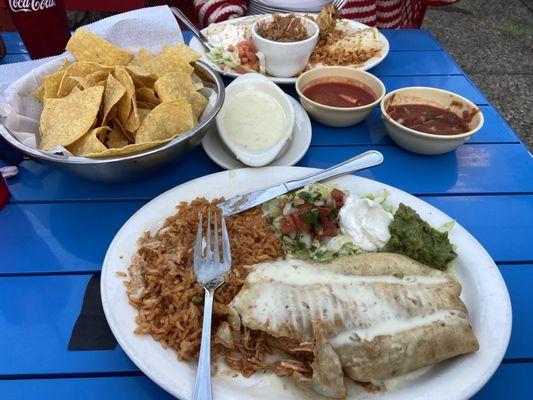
6, 0, 71, 59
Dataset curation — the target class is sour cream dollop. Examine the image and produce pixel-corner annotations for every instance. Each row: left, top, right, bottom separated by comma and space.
207, 24, 248, 48
339, 195, 393, 252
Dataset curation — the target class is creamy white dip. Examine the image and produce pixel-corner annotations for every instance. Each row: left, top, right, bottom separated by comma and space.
339, 195, 393, 251
222, 89, 286, 151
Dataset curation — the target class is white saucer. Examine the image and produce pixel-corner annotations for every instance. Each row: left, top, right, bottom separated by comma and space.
202, 96, 312, 169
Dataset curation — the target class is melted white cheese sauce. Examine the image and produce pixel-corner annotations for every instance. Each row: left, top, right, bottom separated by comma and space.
247, 259, 448, 287
234, 260, 466, 344
330, 310, 464, 346
339, 195, 393, 251
222, 89, 286, 151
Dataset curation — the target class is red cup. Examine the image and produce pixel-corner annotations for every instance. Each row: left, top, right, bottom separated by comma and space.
0, 175, 8, 210
6, 0, 71, 59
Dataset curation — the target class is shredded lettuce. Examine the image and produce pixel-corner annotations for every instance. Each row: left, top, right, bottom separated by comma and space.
361, 189, 389, 204
437, 220, 456, 233
208, 46, 241, 68
263, 183, 359, 262
361, 189, 395, 214
296, 182, 336, 199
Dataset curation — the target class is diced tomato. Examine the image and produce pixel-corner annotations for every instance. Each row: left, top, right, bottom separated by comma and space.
297, 204, 313, 215
320, 220, 338, 237
227, 44, 235, 52
292, 213, 310, 231
331, 188, 345, 207
235, 40, 260, 72
280, 215, 296, 234
317, 206, 332, 221
233, 65, 248, 74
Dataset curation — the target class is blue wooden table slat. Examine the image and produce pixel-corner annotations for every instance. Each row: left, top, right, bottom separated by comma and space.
1, 195, 532, 275
380, 29, 442, 51
2, 143, 532, 204
0, 264, 531, 375
368, 50, 462, 76
0, 362, 531, 400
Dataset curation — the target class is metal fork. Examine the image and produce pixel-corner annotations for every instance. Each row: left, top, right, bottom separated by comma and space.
192, 211, 232, 400
332, 0, 349, 12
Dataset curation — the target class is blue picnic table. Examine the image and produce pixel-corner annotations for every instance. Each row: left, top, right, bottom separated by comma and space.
1, 28, 532, 399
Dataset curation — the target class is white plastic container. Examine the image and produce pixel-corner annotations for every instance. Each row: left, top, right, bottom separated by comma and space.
215, 74, 295, 167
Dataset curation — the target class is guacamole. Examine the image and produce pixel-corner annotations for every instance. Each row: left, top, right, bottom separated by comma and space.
383, 203, 457, 270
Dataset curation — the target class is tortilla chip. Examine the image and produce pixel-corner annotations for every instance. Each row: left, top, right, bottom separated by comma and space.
39, 86, 104, 151
112, 67, 136, 126
137, 108, 151, 125
124, 101, 140, 133
83, 141, 159, 158
141, 45, 194, 78
129, 48, 154, 67
67, 126, 109, 156
107, 128, 131, 148
126, 65, 157, 88
154, 71, 195, 102
113, 119, 134, 143
66, 28, 132, 65
57, 62, 108, 97
67, 86, 82, 97
85, 70, 109, 87
34, 84, 45, 102
34, 61, 70, 101
42, 68, 68, 99
135, 99, 194, 144
102, 73, 126, 123
191, 91, 208, 120
135, 87, 160, 107
174, 43, 201, 64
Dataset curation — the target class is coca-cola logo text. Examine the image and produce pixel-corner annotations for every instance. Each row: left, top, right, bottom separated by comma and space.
9, 0, 56, 13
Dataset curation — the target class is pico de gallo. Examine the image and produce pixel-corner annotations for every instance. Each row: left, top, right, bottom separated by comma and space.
263, 183, 360, 262
206, 19, 266, 75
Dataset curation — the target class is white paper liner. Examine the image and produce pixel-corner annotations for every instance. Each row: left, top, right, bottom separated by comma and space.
0, 6, 216, 160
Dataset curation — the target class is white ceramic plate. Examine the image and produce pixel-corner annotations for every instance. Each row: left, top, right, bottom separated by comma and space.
101, 167, 511, 400
189, 16, 390, 84
202, 96, 312, 169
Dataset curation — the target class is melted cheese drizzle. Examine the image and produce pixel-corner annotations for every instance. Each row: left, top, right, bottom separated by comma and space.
234, 260, 468, 345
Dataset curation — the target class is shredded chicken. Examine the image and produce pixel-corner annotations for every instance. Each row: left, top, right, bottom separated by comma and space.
309, 5, 382, 68
257, 14, 308, 42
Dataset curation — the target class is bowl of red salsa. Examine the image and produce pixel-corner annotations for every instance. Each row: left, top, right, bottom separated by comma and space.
295, 67, 385, 127
381, 87, 484, 155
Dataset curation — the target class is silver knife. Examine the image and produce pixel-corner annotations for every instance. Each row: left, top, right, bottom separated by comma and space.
218, 150, 384, 216
170, 7, 213, 52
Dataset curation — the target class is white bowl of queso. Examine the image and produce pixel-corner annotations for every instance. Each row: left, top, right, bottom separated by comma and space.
216, 73, 294, 167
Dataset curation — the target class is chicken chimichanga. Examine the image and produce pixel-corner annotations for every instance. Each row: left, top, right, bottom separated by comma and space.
217, 252, 479, 398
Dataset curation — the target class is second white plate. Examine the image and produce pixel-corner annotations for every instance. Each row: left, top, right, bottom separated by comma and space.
189, 16, 390, 84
